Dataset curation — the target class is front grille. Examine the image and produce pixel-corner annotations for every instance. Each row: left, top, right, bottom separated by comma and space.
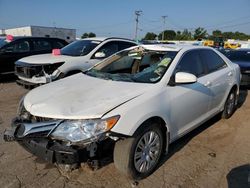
15, 66, 42, 78
15, 120, 60, 139
15, 62, 64, 79
25, 130, 51, 138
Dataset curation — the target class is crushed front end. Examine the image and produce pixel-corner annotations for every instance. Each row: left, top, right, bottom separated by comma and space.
15, 61, 64, 89
3, 105, 118, 167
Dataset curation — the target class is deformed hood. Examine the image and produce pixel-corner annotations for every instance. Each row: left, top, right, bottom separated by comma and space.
24, 73, 152, 119
17, 54, 77, 65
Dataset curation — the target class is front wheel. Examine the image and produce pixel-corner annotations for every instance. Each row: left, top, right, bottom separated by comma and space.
113, 123, 164, 180
221, 89, 237, 119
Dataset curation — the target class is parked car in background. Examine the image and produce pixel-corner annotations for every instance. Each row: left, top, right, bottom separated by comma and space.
0, 36, 68, 77
224, 49, 250, 86
15, 37, 137, 88
4, 45, 240, 180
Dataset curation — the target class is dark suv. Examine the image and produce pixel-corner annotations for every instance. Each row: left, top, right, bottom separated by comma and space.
0, 36, 68, 76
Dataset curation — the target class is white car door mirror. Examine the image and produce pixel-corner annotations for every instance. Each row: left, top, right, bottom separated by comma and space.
175, 72, 197, 84
94, 52, 106, 59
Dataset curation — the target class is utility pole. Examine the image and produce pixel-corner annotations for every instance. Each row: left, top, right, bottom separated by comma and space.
161, 15, 167, 41
134, 10, 142, 41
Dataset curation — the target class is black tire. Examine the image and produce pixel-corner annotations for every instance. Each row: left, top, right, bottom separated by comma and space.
221, 89, 237, 119
113, 122, 164, 180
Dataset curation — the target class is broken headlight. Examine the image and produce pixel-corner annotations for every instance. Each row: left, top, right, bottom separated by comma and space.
50, 116, 119, 143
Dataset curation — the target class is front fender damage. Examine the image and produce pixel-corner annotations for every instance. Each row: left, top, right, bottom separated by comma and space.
3, 118, 116, 169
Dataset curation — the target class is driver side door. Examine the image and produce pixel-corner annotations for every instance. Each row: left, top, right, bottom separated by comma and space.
167, 50, 212, 138
0, 39, 31, 74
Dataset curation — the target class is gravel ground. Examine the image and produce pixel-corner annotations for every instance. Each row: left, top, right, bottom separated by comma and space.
0, 78, 250, 188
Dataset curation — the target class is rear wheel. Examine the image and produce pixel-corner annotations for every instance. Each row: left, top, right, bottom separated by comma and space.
114, 122, 164, 180
222, 89, 237, 119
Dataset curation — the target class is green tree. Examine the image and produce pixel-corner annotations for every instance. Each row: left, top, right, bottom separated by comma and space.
81, 32, 96, 39
143, 32, 157, 40
88, 32, 96, 38
180, 29, 193, 40
222, 32, 234, 40
212, 30, 222, 37
175, 31, 182, 40
193, 27, 208, 40
158, 30, 176, 40
81, 33, 89, 39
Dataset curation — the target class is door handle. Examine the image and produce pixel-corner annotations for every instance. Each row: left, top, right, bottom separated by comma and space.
228, 72, 233, 77
204, 81, 211, 87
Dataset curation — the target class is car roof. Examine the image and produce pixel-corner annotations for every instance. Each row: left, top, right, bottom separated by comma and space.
14, 36, 65, 40
81, 37, 136, 43
138, 44, 213, 52
1, 36, 67, 42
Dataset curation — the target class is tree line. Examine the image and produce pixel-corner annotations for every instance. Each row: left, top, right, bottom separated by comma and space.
81, 32, 96, 39
81, 28, 250, 41
143, 28, 250, 41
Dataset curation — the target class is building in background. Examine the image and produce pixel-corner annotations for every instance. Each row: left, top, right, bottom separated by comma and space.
0, 26, 76, 42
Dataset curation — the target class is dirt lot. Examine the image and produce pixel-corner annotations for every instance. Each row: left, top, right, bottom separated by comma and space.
0, 79, 250, 188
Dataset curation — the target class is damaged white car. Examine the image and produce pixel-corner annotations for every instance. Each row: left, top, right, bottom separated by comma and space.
15, 37, 137, 88
4, 45, 240, 180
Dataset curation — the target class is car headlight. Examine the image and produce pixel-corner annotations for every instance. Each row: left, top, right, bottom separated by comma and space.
50, 115, 120, 143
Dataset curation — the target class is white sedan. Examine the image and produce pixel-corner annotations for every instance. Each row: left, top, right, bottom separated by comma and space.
4, 44, 241, 180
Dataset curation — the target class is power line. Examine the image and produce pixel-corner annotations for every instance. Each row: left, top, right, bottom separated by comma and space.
205, 15, 250, 30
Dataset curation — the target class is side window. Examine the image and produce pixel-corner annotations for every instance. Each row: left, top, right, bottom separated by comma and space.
3, 40, 30, 53
200, 49, 227, 73
118, 41, 136, 51
176, 50, 205, 77
102, 56, 134, 72
53, 41, 66, 49
95, 41, 119, 58
33, 40, 52, 51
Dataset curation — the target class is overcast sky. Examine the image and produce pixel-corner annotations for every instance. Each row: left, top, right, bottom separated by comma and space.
0, 0, 250, 39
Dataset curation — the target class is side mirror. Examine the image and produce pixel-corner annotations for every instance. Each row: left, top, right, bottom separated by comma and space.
175, 72, 197, 84
94, 52, 106, 58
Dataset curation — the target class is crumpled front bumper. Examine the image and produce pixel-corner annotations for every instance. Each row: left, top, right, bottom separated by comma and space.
3, 119, 88, 164
16, 75, 51, 89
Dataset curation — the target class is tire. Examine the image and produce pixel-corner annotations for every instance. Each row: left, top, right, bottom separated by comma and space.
113, 122, 164, 180
221, 89, 237, 119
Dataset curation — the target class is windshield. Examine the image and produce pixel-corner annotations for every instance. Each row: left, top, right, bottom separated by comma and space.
226, 50, 250, 62
61, 40, 100, 56
0, 38, 8, 48
86, 46, 177, 83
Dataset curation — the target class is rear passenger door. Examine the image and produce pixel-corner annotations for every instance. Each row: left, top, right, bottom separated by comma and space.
199, 49, 232, 112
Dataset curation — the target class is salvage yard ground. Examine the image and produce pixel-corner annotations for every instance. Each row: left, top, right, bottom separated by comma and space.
0, 78, 250, 188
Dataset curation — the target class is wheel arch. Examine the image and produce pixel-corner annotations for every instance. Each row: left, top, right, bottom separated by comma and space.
133, 116, 170, 154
